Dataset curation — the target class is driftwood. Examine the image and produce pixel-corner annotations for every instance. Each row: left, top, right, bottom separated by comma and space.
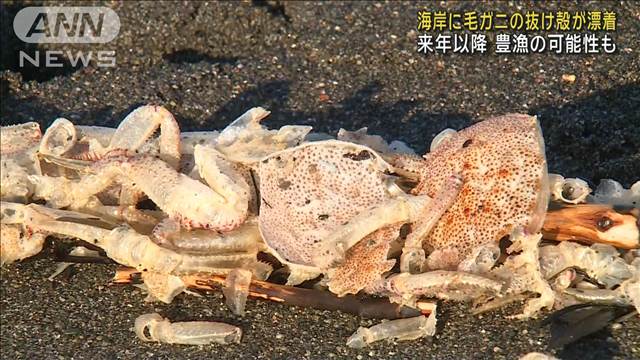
542, 204, 639, 249
113, 267, 435, 319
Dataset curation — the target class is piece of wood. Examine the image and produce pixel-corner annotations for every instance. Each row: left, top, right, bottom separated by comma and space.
542, 204, 639, 249
113, 267, 433, 319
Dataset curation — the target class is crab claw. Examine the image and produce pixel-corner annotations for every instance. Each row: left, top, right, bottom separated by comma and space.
42, 150, 249, 232
214, 107, 312, 164
39, 118, 77, 156
108, 105, 181, 169
1, 202, 47, 265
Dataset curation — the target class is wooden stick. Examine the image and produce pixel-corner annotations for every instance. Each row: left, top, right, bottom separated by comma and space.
542, 204, 639, 249
113, 267, 433, 319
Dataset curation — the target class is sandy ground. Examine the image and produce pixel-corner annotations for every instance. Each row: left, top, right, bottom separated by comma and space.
1, 1, 639, 359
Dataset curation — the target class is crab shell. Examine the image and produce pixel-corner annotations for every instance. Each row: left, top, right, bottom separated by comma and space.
257, 140, 403, 268
413, 114, 549, 268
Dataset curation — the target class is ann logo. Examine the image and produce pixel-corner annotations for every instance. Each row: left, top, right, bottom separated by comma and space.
26, 11, 104, 39
13, 7, 119, 68
14, 6, 120, 43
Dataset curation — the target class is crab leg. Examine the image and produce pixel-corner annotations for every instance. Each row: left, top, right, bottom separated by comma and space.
25, 173, 161, 232
39, 106, 182, 167
140, 271, 187, 303
97, 227, 261, 274
379, 270, 503, 306
107, 105, 181, 169
400, 175, 463, 274
213, 107, 312, 164
76, 127, 220, 157
64, 125, 218, 163
1, 201, 97, 265
192, 144, 250, 221
222, 268, 252, 315
311, 194, 428, 269
81, 204, 161, 233
134, 313, 242, 345
562, 287, 632, 307
45, 152, 247, 232
346, 312, 437, 349
15, 203, 266, 276
559, 258, 638, 312
153, 218, 263, 254
385, 153, 427, 181
489, 230, 555, 319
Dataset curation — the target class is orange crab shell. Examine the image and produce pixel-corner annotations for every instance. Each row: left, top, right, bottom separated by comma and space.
327, 222, 405, 297
413, 114, 549, 267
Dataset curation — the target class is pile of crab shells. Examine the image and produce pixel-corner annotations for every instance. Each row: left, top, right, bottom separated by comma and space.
1, 105, 638, 347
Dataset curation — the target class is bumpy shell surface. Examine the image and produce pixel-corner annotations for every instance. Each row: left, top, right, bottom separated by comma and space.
0, 123, 42, 155
327, 222, 403, 296
1, 123, 43, 201
258, 140, 401, 266
413, 114, 549, 265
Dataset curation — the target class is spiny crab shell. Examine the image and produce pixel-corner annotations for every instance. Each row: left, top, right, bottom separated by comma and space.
257, 140, 406, 269
411, 114, 549, 269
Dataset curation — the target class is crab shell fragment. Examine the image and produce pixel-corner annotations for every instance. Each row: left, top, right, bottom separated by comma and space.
413, 114, 549, 268
327, 222, 405, 297
0, 123, 43, 202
